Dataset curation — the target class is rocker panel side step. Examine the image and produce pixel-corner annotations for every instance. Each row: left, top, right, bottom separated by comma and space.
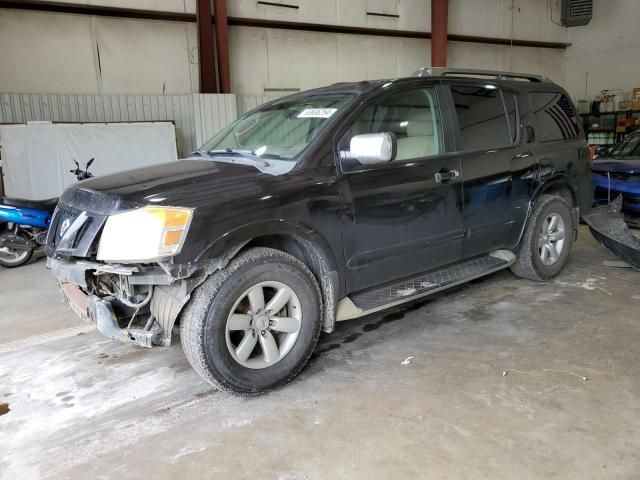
337, 250, 515, 321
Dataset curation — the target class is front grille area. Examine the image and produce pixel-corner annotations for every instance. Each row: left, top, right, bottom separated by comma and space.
50, 208, 79, 247
45, 205, 107, 259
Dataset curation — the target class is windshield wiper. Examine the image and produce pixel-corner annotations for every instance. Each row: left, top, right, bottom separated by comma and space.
209, 148, 270, 167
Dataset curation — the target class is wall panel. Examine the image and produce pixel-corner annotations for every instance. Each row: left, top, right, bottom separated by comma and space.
0, 10, 197, 96
0, 93, 237, 156
0, 10, 98, 94
0, 1, 574, 98
565, 0, 640, 101
266, 29, 339, 92
30, 0, 197, 13
229, 27, 270, 95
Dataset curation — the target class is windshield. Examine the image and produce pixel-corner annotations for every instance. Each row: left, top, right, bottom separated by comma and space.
199, 93, 354, 161
609, 134, 640, 158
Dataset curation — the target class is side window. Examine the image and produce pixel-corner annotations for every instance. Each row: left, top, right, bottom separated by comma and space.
530, 91, 580, 142
339, 87, 442, 170
451, 85, 511, 151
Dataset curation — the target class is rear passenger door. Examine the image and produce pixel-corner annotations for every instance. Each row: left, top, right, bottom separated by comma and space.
445, 81, 522, 258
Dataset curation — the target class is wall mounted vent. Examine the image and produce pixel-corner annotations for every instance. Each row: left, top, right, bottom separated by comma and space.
561, 0, 593, 27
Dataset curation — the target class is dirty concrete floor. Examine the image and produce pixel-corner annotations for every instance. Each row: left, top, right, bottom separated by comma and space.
1, 226, 640, 480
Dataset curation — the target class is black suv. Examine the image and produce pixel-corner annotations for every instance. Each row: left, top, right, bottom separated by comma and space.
46, 67, 592, 395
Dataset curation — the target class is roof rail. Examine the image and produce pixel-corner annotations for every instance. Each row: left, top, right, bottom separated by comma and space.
413, 67, 548, 83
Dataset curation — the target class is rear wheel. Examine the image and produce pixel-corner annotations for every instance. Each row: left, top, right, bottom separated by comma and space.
180, 247, 322, 396
0, 231, 33, 268
510, 194, 574, 281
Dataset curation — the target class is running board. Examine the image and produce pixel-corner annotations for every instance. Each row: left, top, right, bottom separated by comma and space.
336, 250, 515, 321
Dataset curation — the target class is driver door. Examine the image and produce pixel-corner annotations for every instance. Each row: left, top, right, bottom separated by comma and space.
338, 83, 464, 293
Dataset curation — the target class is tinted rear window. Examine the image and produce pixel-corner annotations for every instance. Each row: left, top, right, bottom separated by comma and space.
530, 92, 580, 142
451, 85, 511, 151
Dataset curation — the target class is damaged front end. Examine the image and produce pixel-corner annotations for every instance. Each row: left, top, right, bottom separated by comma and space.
583, 195, 640, 271
49, 257, 206, 347
45, 189, 207, 348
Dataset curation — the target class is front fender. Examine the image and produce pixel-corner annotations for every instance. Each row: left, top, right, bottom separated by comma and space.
194, 220, 342, 333
195, 219, 338, 270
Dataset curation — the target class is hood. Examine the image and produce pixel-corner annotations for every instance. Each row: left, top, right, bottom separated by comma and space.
592, 158, 640, 175
63, 160, 282, 211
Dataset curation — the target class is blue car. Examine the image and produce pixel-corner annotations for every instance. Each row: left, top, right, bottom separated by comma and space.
592, 131, 640, 224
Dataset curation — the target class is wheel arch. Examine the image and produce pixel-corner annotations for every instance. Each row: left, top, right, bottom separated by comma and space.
200, 221, 341, 333
534, 174, 578, 207
516, 175, 580, 247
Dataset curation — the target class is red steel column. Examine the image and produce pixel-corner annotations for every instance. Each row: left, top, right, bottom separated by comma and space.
431, 0, 448, 67
213, 0, 231, 93
196, 0, 217, 93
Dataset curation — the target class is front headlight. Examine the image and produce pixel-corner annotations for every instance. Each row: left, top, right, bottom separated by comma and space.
97, 206, 193, 262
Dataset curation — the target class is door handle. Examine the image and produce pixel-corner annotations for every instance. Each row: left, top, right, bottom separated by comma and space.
434, 169, 460, 183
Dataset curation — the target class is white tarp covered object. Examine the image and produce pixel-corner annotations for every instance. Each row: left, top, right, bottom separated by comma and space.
0, 122, 178, 199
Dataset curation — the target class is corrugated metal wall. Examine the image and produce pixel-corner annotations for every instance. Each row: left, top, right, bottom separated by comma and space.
0, 93, 284, 157
192, 94, 237, 147
236, 94, 283, 116
0, 93, 238, 157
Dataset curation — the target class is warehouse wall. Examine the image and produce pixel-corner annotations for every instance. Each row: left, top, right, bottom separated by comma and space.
564, 0, 640, 101
0, 0, 568, 96
0, 93, 237, 156
229, 27, 430, 94
228, 0, 568, 93
31, 0, 197, 13
0, 9, 199, 95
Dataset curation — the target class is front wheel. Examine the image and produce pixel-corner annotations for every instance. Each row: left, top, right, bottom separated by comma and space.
510, 194, 574, 281
180, 247, 322, 396
0, 231, 33, 268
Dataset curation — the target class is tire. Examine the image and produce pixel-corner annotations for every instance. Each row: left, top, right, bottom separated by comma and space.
0, 231, 33, 268
510, 194, 574, 281
180, 247, 322, 396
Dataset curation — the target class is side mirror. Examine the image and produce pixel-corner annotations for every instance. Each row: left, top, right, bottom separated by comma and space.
524, 125, 536, 143
349, 132, 396, 165
596, 146, 610, 158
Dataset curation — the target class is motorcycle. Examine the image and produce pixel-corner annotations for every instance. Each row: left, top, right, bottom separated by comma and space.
0, 158, 94, 268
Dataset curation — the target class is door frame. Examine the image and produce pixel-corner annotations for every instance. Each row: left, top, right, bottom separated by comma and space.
438, 79, 523, 154
439, 79, 529, 255
332, 79, 464, 293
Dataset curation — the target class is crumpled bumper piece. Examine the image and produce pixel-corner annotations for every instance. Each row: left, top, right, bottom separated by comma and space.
60, 282, 162, 348
89, 296, 162, 348
583, 195, 640, 271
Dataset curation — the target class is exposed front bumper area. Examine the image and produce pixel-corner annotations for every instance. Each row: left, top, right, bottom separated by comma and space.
60, 282, 162, 348
90, 296, 162, 348
48, 257, 203, 348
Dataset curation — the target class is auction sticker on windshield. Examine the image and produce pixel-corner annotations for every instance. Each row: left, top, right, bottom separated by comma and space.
297, 108, 338, 118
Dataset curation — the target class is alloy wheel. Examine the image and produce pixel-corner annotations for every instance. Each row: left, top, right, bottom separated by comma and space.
225, 281, 302, 369
537, 213, 566, 266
